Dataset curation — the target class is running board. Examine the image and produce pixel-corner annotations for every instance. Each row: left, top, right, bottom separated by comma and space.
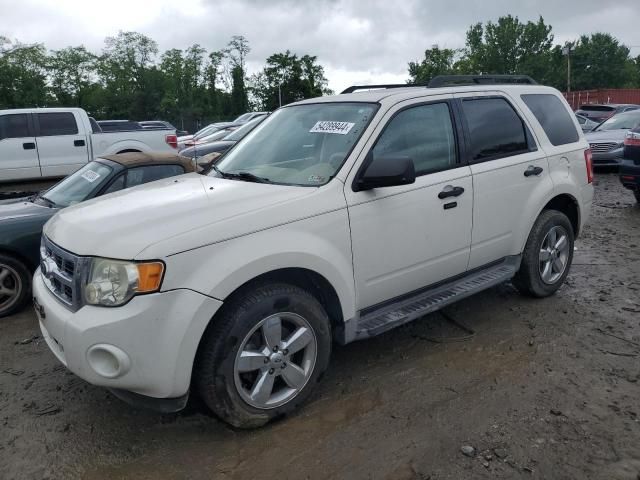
346, 256, 520, 343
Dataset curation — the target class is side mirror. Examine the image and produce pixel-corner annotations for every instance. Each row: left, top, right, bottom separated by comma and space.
354, 153, 416, 191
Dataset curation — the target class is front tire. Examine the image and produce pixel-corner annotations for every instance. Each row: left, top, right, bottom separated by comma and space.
513, 210, 574, 298
0, 254, 31, 318
194, 282, 332, 428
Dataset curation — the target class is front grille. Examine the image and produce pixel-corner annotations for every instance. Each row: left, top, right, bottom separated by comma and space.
589, 142, 619, 154
40, 236, 84, 311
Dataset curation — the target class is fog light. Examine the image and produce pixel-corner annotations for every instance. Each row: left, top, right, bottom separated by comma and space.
87, 344, 131, 379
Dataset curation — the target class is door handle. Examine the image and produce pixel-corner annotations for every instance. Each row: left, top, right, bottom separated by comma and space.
438, 185, 465, 199
74, 139, 85, 147
23, 142, 36, 150
524, 165, 544, 177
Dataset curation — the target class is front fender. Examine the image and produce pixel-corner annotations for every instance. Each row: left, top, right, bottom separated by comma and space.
160, 208, 356, 321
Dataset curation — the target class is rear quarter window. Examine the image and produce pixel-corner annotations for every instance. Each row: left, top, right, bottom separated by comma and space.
521, 94, 579, 146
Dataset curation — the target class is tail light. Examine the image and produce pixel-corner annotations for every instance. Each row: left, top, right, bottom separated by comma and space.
165, 134, 178, 149
624, 131, 640, 146
584, 148, 594, 184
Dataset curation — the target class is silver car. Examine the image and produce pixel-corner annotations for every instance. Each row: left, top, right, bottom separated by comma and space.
585, 110, 640, 167
575, 114, 599, 133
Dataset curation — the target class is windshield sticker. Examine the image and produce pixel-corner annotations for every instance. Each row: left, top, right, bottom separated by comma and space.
81, 170, 101, 183
310, 121, 355, 135
307, 175, 326, 183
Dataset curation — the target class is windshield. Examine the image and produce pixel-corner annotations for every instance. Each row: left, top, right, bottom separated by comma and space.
224, 117, 265, 141
198, 129, 231, 144
595, 111, 640, 131
193, 125, 219, 139
234, 113, 253, 123
212, 102, 377, 186
42, 161, 113, 207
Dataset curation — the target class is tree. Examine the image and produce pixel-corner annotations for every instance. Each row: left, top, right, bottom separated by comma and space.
250, 51, 331, 111
408, 46, 458, 84
48, 46, 97, 106
570, 33, 634, 90
97, 31, 159, 119
0, 37, 49, 108
461, 15, 554, 76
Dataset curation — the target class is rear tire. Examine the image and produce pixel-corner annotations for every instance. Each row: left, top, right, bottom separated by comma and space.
194, 282, 332, 428
634, 191, 640, 204
513, 210, 574, 298
0, 254, 31, 318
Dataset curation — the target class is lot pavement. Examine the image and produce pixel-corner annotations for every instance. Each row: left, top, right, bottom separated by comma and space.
1, 173, 639, 480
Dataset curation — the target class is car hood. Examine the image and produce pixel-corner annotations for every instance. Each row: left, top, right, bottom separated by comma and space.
585, 130, 628, 143
44, 173, 323, 259
0, 198, 56, 223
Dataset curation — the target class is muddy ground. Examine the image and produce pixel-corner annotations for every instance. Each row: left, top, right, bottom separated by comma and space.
1, 173, 639, 480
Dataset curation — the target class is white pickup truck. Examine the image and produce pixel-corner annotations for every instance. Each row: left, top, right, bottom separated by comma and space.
0, 107, 178, 182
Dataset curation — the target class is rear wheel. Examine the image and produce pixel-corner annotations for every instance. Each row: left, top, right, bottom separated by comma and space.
634, 191, 640, 204
0, 254, 31, 318
513, 210, 574, 298
195, 282, 332, 428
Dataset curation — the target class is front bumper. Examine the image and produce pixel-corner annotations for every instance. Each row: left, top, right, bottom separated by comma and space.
33, 269, 222, 401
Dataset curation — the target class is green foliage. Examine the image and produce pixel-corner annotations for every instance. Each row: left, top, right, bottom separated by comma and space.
408, 16, 640, 91
0, 32, 330, 133
570, 33, 633, 89
408, 47, 458, 84
249, 51, 331, 111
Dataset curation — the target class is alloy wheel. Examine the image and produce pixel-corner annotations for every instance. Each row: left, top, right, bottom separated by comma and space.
539, 225, 570, 285
233, 312, 317, 409
0, 264, 22, 313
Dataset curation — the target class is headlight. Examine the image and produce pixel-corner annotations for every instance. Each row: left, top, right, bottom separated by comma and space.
84, 258, 164, 307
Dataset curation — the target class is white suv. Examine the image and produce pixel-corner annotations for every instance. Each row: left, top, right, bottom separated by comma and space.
33, 76, 594, 428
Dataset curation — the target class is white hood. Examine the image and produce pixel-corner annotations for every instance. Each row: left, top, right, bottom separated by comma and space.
44, 173, 321, 259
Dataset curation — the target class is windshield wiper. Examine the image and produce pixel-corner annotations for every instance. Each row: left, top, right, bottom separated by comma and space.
214, 167, 270, 184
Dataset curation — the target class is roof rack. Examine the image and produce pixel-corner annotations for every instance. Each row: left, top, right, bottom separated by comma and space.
340, 84, 416, 94
340, 75, 538, 95
427, 75, 537, 88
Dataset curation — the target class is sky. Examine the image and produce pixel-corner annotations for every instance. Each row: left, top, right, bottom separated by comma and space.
1, 0, 639, 92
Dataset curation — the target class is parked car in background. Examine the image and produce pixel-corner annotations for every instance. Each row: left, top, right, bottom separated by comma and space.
575, 114, 599, 132
176, 112, 269, 149
575, 104, 640, 123
585, 110, 640, 167
97, 120, 143, 132
33, 77, 593, 428
0, 152, 195, 318
0, 108, 179, 182
180, 116, 267, 168
140, 120, 187, 136
620, 126, 640, 202
177, 124, 226, 150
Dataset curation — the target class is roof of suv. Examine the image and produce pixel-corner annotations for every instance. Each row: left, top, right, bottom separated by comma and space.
294, 84, 561, 107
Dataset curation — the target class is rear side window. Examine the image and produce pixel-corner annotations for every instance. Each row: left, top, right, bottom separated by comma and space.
461, 97, 531, 162
522, 94, 579, 146
38, 112, 78, 136
373, 102, 457, 175
0, 114, 30, 140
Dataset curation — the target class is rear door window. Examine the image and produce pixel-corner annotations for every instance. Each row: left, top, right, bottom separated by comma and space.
461, 97, 532, 162
521, 94, 580, 146
0, 114, 30, 140
37, 112, 78, 136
